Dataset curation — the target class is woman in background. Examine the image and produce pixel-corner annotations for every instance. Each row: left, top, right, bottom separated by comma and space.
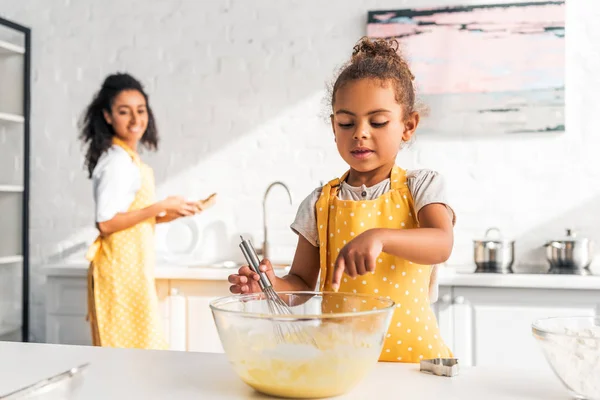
80, 72, 199, 349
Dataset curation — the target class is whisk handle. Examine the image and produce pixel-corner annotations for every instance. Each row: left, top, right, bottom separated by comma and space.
239, 237, 272, 290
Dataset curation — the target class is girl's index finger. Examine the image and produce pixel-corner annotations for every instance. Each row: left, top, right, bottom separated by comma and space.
331, 256, 346, 292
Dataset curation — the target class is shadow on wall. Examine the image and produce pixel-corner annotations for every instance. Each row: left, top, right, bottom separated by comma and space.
15, 0, 365, 266
511, 194, 600, 274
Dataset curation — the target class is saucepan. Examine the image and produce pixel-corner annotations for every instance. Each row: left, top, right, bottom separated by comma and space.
473, 227, 515, 273
544, 229, 594, 273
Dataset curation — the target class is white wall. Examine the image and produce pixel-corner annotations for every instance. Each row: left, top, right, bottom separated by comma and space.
0, 0, 596, 342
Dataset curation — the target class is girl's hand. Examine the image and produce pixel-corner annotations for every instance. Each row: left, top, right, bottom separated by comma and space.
331, 229, 384, 291
160, 196, 196, 217
228, 259, 277, 294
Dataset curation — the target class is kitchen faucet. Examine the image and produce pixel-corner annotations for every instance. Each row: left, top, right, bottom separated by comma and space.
258, 181, 293, 260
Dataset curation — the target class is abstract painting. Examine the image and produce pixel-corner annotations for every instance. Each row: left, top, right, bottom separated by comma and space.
367, 1, 565, 136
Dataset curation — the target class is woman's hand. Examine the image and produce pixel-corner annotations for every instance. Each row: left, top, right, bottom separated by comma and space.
160, 196, 197, 217
331, 229, 384, 291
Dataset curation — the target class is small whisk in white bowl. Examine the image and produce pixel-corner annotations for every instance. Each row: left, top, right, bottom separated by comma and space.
239, 236, 317, 347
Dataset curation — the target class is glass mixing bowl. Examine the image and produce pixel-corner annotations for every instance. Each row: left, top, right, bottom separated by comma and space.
210, 291, 395, 399
532, 316, 600, 400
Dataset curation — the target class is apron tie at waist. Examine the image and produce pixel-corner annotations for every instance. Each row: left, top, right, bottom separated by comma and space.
86, 236, 102, 263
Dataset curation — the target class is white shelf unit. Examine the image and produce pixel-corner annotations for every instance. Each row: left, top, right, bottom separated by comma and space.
0, 39, 24, 55
0, 112, 24, 123
0, 185, 24, 193
0, 17, 30, 343
0, 256, 23, 265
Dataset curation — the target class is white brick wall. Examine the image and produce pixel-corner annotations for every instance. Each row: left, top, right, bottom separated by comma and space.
0, 0, 596, 342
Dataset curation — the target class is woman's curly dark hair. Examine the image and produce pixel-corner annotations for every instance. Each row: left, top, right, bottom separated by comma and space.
79, 73, 159, 178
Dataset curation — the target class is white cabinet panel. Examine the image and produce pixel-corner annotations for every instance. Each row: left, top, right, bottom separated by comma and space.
167, 280, 230, 354
473, 304, 594, 369
186, 295, 224, 354
432, 286, 453, 352
46, 277, 88, 315
451, 287, 600, 368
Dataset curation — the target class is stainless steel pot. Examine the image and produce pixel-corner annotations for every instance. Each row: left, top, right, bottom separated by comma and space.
544, 229, 593, 273
473, 227, 515, 273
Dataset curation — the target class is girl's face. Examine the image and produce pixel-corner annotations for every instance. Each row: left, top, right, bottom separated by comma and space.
331, 78, 419, 175
103, 89, 148, 148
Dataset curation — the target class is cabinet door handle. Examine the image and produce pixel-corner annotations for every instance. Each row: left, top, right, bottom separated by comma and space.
454, 296, 465, 305
441, 294, 452, 304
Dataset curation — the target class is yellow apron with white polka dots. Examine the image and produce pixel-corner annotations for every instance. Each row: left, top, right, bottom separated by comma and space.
316, 165, 452, 363
85, 138, 168, 350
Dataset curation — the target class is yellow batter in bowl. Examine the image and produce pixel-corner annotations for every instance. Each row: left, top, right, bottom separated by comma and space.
210, 292, 395, 399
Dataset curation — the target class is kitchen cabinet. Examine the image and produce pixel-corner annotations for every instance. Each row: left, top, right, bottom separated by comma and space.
0, 17, 31, 343
44, 268, 600, 369
45, 276, 192, 349
45, 274, 232, 352
166, 279, 230, 353
436, 286, 600, 368
45, 276, 91, 346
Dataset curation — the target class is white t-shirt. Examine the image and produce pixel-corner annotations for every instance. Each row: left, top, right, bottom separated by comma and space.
290, 169, 455, 246
290, 169, 455, 303
92, 145, 140, 223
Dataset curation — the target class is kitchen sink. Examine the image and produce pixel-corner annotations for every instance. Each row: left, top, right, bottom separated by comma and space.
206, 261, 241, 269
194, 261, 290, 271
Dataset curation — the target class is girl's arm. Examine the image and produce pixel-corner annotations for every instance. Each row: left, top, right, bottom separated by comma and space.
379, 203, 453, 264
276, 234, 321, 291
331, 203, 453, 290
228, 234, 320, 294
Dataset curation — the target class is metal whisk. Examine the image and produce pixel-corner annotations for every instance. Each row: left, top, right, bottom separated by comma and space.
239, 236, 317, 347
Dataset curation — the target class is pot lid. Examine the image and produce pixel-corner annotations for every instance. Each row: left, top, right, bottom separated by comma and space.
473, 227, 514, 243
548, 229, 589, 243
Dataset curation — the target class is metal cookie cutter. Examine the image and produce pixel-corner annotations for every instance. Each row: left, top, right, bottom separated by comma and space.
419, 358, 459, 377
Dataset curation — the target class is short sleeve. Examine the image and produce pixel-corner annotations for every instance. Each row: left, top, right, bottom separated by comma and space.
406, 169, 456, 226
92, 147, 140, 223
290, 187, 322, 247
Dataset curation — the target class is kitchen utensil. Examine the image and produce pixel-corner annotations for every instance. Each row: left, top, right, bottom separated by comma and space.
419, 358, 459, 377
238, 236, 316, 347
473, 227, 514, 273
544, 229, 593, 274
210, 291, 395, 399
0, 363, 89, 399
532, 316, 600, 399
196, 193, 217, 211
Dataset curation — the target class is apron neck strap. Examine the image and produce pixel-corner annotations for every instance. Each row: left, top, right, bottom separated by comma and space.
390, 165, 407, 191
112, 137, 140, 165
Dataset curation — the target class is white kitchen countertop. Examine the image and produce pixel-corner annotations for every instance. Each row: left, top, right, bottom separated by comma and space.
40, 259, 290, 280
42, 259, 600, 290
0, 341, 566, 399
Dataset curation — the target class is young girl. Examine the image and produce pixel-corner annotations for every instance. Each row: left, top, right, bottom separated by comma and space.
228, 37, 455, 363
81, 73, 201, 350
